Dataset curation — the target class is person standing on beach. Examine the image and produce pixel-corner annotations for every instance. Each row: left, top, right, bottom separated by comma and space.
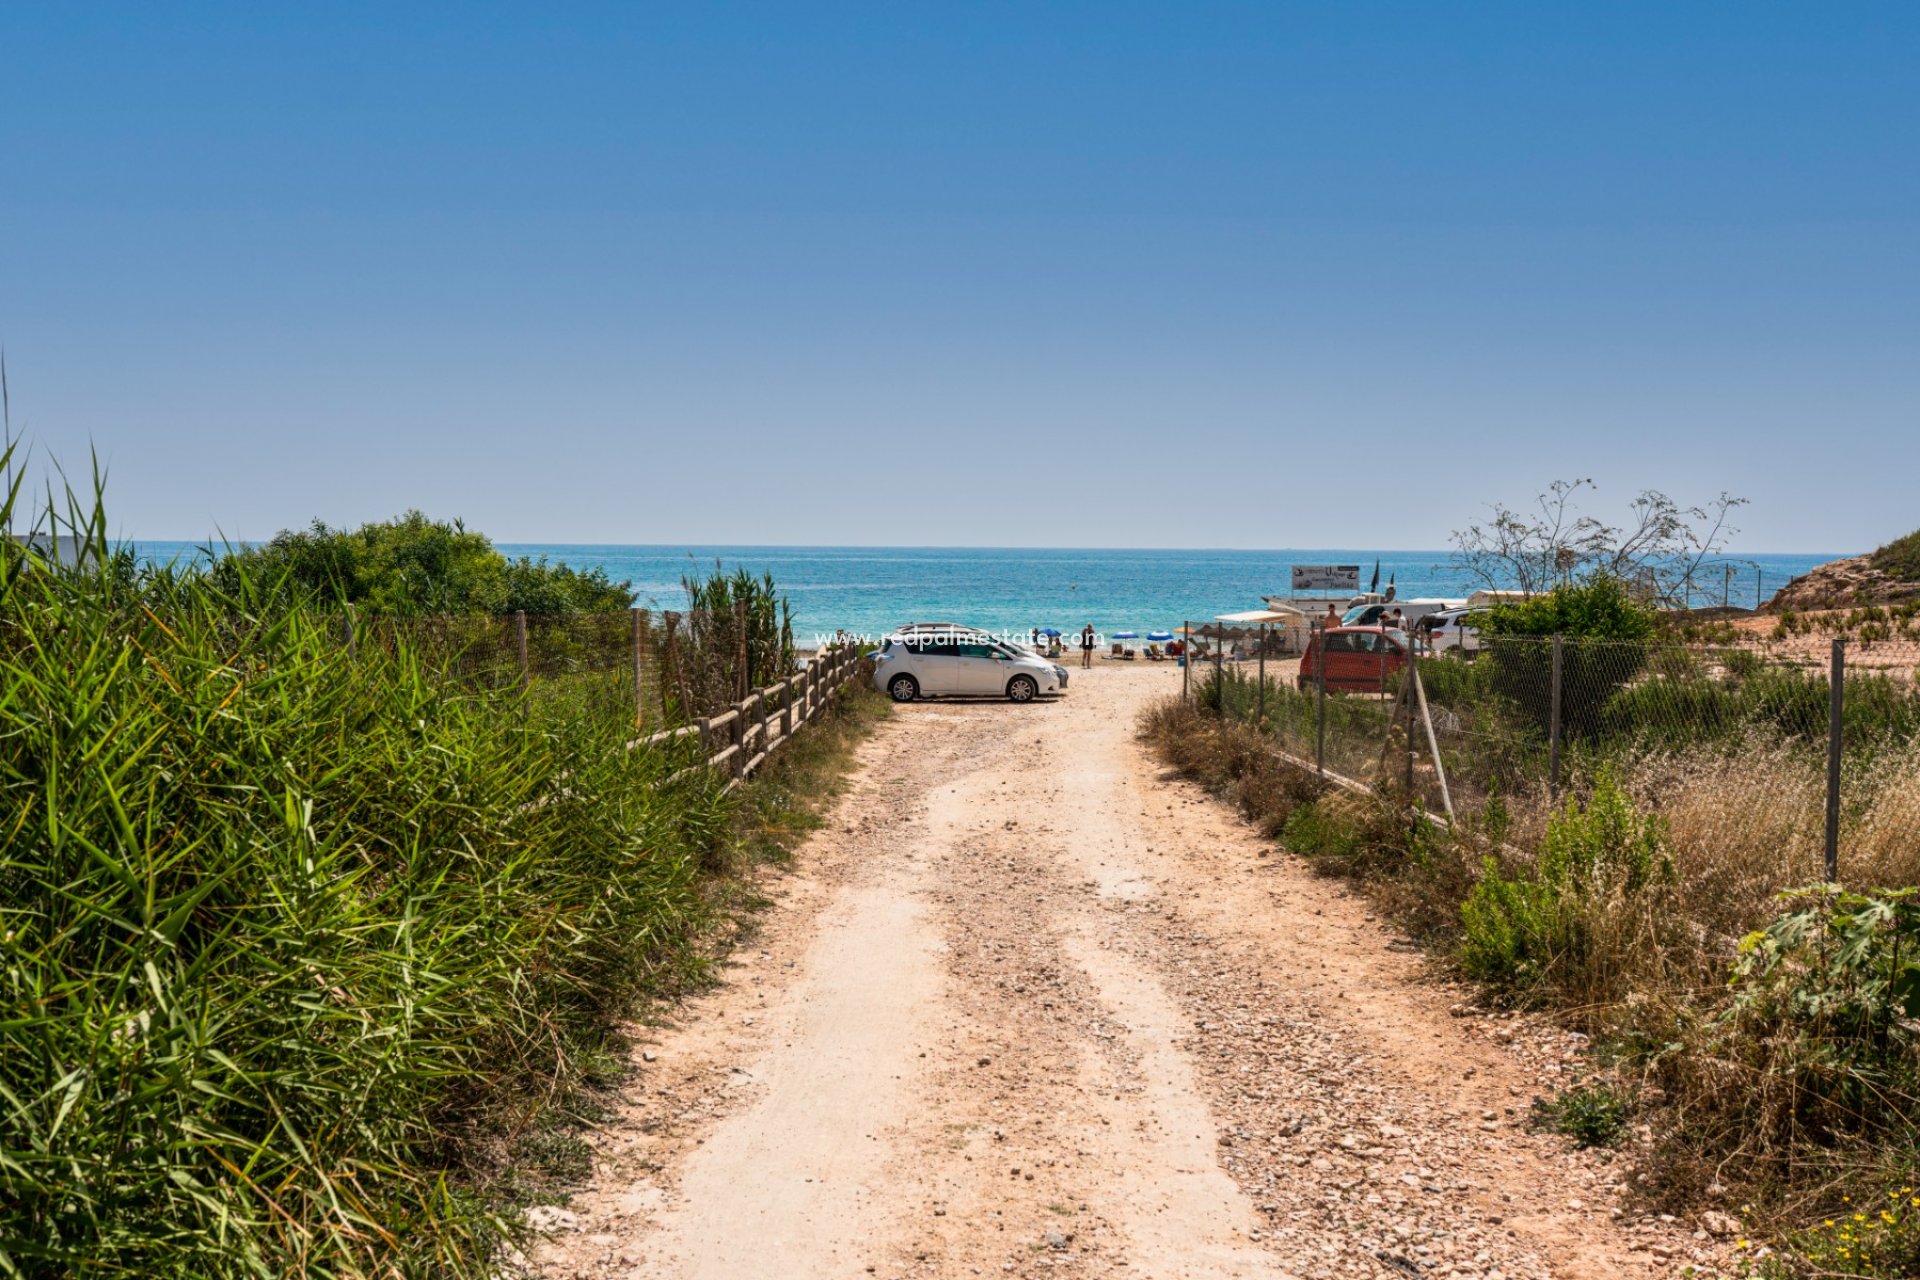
1080, 623, 1096, 669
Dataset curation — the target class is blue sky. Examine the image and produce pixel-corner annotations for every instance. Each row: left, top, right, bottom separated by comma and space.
1, 3, 1914, 551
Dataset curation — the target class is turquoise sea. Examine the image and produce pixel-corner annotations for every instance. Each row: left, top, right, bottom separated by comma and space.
135, 544, 1834, 644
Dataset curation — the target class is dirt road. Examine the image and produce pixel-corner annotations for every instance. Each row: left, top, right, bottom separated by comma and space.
533, 664, 1724, 1280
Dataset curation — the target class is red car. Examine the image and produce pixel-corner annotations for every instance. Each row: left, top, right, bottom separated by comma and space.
1295, 626, 1411, 693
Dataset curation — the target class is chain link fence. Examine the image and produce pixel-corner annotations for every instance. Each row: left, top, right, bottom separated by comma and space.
1188, 627, 1920, 894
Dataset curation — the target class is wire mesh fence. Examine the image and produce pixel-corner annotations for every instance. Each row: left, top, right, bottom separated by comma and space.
1188, 628, 1920, 888
336, 605, 832, 734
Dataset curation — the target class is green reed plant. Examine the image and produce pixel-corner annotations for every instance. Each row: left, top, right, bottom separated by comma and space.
0, 471, 734, 1278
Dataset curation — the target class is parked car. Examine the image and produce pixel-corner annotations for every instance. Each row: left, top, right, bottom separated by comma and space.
1417, 607, 1483, 655
1339, 598, 1459, 630
873, 627, 1068, 703
1295, 625, 1411, 693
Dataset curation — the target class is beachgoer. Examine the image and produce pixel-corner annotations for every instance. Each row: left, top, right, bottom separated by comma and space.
1323, 603, 1339, 625
1080, 623, 1096, 668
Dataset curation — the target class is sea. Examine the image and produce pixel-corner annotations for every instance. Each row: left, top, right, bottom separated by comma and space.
135, 543, 1841, 645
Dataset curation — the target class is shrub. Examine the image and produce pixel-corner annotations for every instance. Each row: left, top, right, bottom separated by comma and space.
1726, 889, 1920, 1110
1479, 578, 1659, 740
1749, 1185, 1920, 1278
1659, 889, 1920, 1256
1479, 574, 1659, 643
1139, 693, 1326, 837
1531, 1083, 1631, 1148
1869, 527, 1920, 584
0, 485, 811, 1278
217, 511, 636, 615
1459, 772, 1672, 1008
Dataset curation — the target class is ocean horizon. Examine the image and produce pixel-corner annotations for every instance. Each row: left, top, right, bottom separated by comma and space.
133, 542, 1843, 641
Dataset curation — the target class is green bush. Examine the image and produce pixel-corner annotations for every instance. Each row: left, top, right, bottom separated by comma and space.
1459, 772, 1671, 1000
1479, 578, 1658, 740
1282, 799, 1365, 863
1602, 671, 1739, 748
0, 493, 738, 1278
1479, 574, 1659, 643
1405, 654, 1496, 710
1869, 527, 1920, 584
216, 510, 635, 615
1531, 1083, 1631, 1148
1728, 889, 1920, 1084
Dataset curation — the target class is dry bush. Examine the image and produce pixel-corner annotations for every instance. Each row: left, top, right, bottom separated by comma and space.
1138, 696, 1327, 836
1613, 737, 1920, 946
1619, 735, 1826, 941
1847, 744, 1920, 889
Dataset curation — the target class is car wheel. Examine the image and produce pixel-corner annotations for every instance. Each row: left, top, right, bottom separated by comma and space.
1006, 675, 1038, 703
888, 674, 920, 703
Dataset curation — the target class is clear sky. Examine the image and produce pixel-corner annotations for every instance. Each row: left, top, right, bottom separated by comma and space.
1, 3, 1914, 551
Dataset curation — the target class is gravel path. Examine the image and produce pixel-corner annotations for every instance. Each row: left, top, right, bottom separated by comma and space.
532, 664, 1726, 1280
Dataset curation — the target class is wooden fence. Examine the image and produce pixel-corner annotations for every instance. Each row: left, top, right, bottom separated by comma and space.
631, 641, 867, 788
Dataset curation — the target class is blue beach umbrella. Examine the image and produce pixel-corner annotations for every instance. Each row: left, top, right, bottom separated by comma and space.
1038, 627, 1062, 637
1147, 631, 1174, 642
1112, 630, 1139, 640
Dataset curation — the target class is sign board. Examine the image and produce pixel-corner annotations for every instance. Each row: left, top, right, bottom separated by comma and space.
1291, 564, 1360, 592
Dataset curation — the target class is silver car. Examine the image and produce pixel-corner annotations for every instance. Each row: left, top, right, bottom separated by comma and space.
872, 627, 1068, 703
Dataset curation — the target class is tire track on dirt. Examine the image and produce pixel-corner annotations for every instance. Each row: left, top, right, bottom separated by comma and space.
532, 668, 1725, 1280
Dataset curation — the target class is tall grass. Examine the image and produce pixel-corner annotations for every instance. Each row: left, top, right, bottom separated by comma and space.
0, 474, 757, 1277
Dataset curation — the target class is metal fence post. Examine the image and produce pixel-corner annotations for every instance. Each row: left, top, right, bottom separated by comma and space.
1826, 637, 1845, 882
1183, 621, 1191, 702
1256, 622, 1267, 725
1212, 622, 1223, 711
1314, 622, 1326, 776
1404, 654, 1416, 795
514, 610, 530, 696
1548, 633, 1564, 804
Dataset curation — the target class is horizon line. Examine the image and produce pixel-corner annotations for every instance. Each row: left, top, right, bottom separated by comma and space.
124, 537, 1855, 559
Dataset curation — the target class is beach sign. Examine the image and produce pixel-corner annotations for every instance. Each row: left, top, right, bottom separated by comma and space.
1291, 564, 1361, 592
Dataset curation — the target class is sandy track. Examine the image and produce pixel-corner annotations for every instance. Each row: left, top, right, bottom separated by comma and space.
533, 664, 1725, 1280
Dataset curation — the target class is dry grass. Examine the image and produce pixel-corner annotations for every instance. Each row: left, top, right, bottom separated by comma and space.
1139, 696, 1329, 838
1141, 689, 1920, 1264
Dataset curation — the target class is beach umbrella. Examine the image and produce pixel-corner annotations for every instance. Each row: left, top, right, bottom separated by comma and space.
1038, 627, 1062, 637
1147, 631, 1173, 642
1112, 630, 1139, 640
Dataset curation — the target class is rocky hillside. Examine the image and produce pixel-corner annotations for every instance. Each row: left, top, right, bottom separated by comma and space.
1765, 529, 1920, 611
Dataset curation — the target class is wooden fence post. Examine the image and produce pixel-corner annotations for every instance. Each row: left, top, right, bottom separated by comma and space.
662, 611, 687, 724
514, 611, 530, 696
641, 610, 656, 729
735, 600, 749, 701
733, 696, 746, 778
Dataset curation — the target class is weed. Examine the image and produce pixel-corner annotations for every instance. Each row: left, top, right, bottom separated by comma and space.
1531, 1084, 1631, 1148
